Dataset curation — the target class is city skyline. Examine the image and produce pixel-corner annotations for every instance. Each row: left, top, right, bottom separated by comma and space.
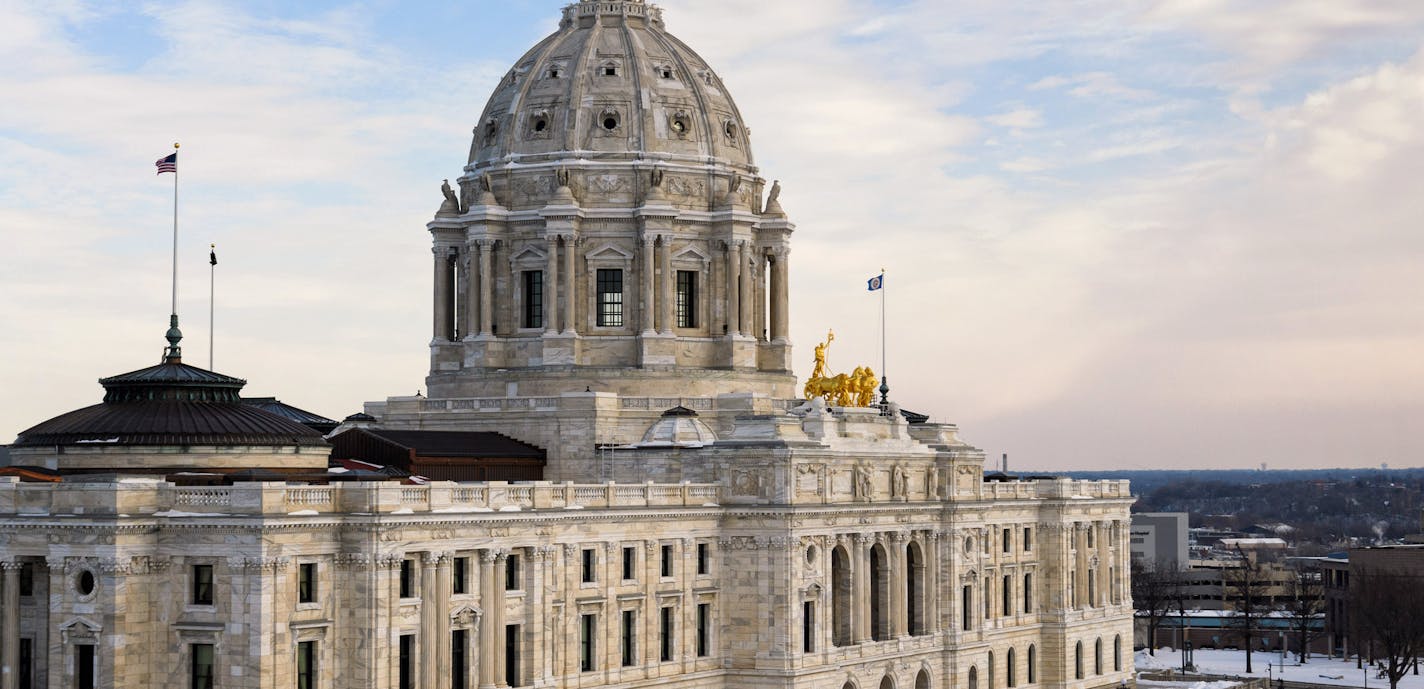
3, 0, 1423, 470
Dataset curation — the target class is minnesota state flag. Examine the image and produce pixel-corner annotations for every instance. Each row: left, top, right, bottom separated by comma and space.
867, 274, 884, 291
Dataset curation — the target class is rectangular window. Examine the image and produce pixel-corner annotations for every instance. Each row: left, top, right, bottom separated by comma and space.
696, 542, 709, 575
1003, 574, 1013, 616
596, 268, 624, 327
622, 546, 636, 581
19, 563, 33, 596
19, 638, 32, 689
1024, 527, 1033, 552
296, 641, 316, 689
398, 635, 414, 689
298, 562, 317, 604
802, 601, 815, 653
621, 610, 637, 667
660, 606, 675, 662
676, 270, 698, 328
523, 270, 543, 329
191, 644, 214, 689
1003, 528, 1012, 553
580, 614, 597, 672
76, 644, 95, 689
452, 630, 467, 689
506, 625, 521, 687
453, 556, 468, 595
506, 553, 521, 591
962, 585, 973, 631
660, 544, 674, 578
697, 603, 711, 657
581, 548, 596, 584
400, 559, 414, 598
191, 564, 214, 605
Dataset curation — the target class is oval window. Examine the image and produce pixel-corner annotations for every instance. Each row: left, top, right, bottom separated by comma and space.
78, 570, 96, 595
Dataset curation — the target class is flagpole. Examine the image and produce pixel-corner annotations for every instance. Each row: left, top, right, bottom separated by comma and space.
209, 243, 216, 370
879, 268, 889, 408
171, 142, 179, 317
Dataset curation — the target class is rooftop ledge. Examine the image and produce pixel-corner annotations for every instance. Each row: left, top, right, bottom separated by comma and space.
0, 479, 721, 518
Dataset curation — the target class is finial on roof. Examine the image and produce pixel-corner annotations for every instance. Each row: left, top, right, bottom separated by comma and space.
164, 314, 183, 363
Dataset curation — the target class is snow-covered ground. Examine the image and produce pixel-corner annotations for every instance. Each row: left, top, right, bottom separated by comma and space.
1137, 648, 1423, 689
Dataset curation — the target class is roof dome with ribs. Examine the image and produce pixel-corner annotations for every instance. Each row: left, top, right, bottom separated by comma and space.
12, 340, 326, 450
468, 0, 754, 171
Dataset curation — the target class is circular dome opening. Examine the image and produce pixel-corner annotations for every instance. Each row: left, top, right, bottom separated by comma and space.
602, 114, 620, 131
534, 118, 548, 133
724, 120, 738, 139
671, 118, 686, 133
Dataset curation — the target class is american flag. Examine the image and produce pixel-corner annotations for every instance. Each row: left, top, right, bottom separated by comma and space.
155, 152, 177, 175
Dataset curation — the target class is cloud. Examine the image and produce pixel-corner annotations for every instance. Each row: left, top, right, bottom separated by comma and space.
3, 0, 1423, 472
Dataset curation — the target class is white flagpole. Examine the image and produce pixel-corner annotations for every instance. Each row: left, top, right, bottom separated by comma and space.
209, 243, 216, 370
171, 142, 180, 317
879, 268, 888, 407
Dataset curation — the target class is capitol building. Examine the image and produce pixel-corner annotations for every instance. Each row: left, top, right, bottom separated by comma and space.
0, 2, 1134, 689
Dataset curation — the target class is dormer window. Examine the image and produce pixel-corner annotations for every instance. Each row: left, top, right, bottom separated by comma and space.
601, 62, 620, 77
659, 66, 674, 79
669, 112, 691, 137
548, 66, 563, 79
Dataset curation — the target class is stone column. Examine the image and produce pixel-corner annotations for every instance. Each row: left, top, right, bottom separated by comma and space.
1, 561, 18, 689
641, 238, 656, 334
725, 241, 741, 336
545, 238, 560, 334
436, 554, 453, 687
737, 241, 752, 335
926, 533, 941, 634
422, 553, 438, 689
890, 534, 907, 638
434, 247, 452, 341
852, 535, 870, 643
770, 248, 789, 341
479, 551, 498, 689
478, 240, 496, 336
658, 237, 674, 334
563, 235, 578, 334
528, 549, 548, 685
464, 247, 479, 340
493, 551, 509, 687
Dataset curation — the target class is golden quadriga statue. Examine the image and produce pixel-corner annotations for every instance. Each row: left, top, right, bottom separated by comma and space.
803, 330, 878, 407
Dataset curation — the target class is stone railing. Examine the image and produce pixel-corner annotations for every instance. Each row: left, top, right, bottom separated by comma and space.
0, 477, 722, 518
972, 479, 1133, 501
404, 395, 797, 414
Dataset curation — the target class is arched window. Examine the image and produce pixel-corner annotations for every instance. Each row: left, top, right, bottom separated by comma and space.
1074, 641, 1083, 680
1023, 573, 1033, 612
844, 683, 857, 689
916, 669, 931, 689
988, 651, 995, 689
907, 541, 926, 636
1007, 648, 1017, 688
870, 543, 890, 641
880, 676, 895, 689
831, 547, 851, 646
1113, 635, 1122, 672
1094, 638, 1103, 675
1027, 645, 1036, 684
969, 666, 979, 689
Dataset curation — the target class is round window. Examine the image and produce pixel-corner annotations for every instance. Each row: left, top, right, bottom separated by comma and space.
671, 118, 686, 133
534, 118, 548, 133
964, 536, 975, 553
806, 545, 818, 565
602, 115, 619, 131
77, 569, 96, 596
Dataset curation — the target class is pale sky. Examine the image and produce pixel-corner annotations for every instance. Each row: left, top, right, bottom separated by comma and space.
2, 1, 1423, 470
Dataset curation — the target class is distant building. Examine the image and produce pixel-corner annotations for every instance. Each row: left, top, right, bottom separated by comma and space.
1322, 544, 1424, 658
1130, 512, 1189, 568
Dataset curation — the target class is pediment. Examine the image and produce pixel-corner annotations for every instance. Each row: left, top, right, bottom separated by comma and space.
509, 246, 547, 263
584, 243, 634, 261
672, 245, 710, 264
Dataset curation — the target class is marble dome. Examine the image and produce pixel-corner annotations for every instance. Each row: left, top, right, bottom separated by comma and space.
467, 0, 754, 171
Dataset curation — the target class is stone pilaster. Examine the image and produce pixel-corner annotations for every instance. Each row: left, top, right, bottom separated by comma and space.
544, 238, 559, 335
478, 239, 496, 336
724, 240, 740, 337
1, 560, 18, 689
479, 550, 498, 689
737, 241, 752, 335
562, 235, 578, 335
493, 551, 508, 688
640, 237, 657, 335
658, 237, 674, 335
769, 248, 789, 341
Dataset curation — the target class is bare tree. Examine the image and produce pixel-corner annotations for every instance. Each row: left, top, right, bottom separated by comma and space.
1132, 558, 1183, 655
1224, 549, 1269, 674
1351, 568, 1424, 689
1282, 565, 1325, 662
